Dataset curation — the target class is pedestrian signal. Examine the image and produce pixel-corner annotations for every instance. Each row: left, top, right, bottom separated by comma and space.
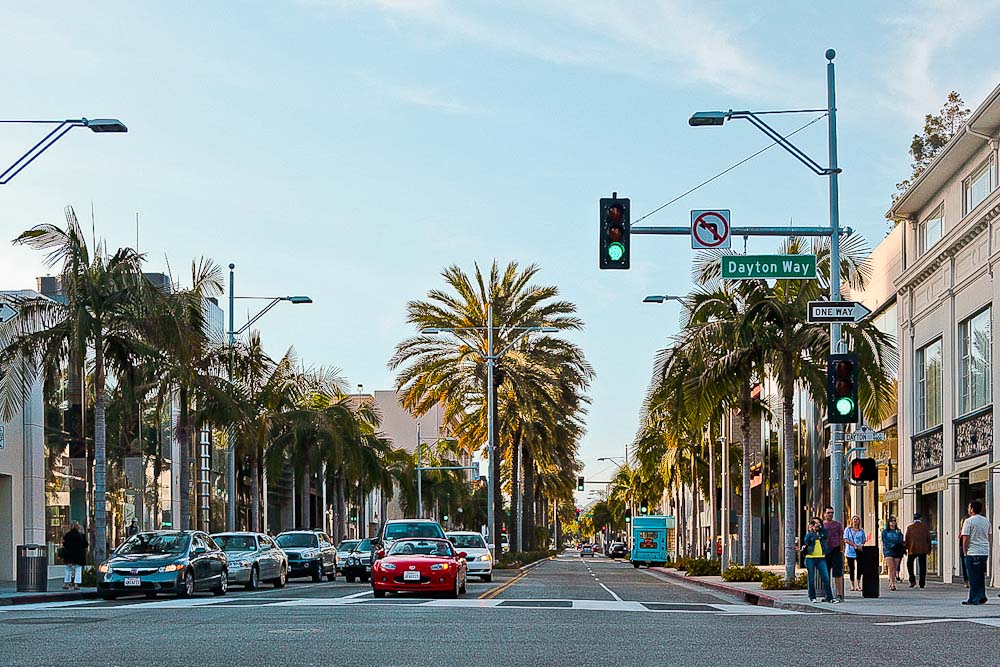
849, 458, 877, 482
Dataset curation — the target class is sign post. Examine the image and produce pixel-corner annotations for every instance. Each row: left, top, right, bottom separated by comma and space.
690, 210, 731, 249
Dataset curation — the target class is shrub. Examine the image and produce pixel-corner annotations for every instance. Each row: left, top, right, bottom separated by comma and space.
721, 564, 764, 583
760, 570, 808, 590
684, 558, 721, 577
666, 557, 693, 571
495, 549, 555, 569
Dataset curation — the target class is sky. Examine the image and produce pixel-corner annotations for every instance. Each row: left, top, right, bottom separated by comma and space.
2, 0, 1000, 505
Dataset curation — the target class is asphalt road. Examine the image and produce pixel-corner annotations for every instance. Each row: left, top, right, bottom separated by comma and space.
1, 550, 997, 667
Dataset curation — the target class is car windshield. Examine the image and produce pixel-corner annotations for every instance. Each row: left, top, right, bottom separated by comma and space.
214, 535, 257, 552
387, 539, 454, 557
448, 534, 486, 549
276, 533, 318, 548
337, 540, 360, 553
384, 522, 445, 540
353, 539, 372, 552
116, 533, 189, 556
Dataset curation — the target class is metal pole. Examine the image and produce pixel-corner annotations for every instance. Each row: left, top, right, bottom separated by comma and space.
826, 49, 845, 524
486, 301, 496, 552
516, 437, 523, 552
226, 263, 236, 531
721, 421, 730, 572
416, 423, 422, 517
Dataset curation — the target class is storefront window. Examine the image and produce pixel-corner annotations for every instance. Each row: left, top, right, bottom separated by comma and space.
916, 339, 943, 431
959, 307, 991, 415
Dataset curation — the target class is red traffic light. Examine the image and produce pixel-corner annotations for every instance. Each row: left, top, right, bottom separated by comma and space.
849, 458, 877, 482
607, 205, 623, 223
607, 224, 623, 242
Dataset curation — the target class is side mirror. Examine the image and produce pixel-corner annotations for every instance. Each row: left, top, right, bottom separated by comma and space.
457, 551, 468, 559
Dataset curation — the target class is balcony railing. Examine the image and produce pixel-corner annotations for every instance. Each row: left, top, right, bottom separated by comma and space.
955, 406, 993, 462
912, 425, 943, 473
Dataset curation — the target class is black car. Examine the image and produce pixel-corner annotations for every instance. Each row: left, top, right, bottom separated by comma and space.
341, 539, 373, 583
97, 530, 228, 599
608, 542, 627, 558
275, 530, 337, 582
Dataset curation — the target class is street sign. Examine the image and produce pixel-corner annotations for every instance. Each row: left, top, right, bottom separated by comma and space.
808, 300, 872, 324
843, 431, 887, 442
690, 209, 731, 249
0, 425, 4, 449
0, 303, 17, 324
721, 254, 817, 279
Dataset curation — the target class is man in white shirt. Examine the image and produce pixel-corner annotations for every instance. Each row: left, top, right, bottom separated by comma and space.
960, 499, 990, 606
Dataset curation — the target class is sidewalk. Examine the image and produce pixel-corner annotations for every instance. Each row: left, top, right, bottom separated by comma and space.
0, 578, 98, 606
654, 566, 1000, 618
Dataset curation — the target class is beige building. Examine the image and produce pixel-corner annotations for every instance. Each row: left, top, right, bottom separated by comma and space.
888, 83, 1000, 584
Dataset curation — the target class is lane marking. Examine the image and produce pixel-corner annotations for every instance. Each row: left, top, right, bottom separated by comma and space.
599, 583, 622, 602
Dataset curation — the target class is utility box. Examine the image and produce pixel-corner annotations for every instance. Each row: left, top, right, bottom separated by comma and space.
858, 545, 880, 598
630, 515, 672, 568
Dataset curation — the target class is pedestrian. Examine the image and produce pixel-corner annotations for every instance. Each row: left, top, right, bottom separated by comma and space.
802, 517, 835, 603
844, 515, 866, 592
881, 516, 905, 591
822, 506, 845, 601
960, 500, 990, 606
904, 512, 931, 588
61, 521, 88, 591
126, 519, 139, 539
958, 531, 968, 588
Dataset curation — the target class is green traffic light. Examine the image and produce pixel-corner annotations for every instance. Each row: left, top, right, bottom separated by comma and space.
607, 242, 625, 262
835, 396, 855, 416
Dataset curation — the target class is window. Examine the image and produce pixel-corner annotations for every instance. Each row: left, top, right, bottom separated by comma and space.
959, 307, 991, 414
918, 206, 944, 255
965, 159, 994, 214
916, 338, 943, 431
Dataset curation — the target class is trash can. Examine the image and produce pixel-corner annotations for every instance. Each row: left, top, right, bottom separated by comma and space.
16, 544, 48, 593
858, 545, 880, 598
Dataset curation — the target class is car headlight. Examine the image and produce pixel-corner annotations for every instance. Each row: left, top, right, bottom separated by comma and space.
430, 563, 449, 571
236, 559, 251, 568
480, 554, 492, 561
301, 549, 320, 559
380, 563, 396, 571
98, 564, 110, 573
158, 563, 182, 573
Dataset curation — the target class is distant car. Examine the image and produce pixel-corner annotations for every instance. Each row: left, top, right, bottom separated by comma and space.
341, 539, 374, 583
375, 519, 447, 558
608, 542, 627, 558
447, 531, 493, 582
501, 536, 510, 553
371, 538, 468, 598
211, 532, 288, 590
336, 539, 361, 574
275, 530, 337, 582
580, 544, 595, 557
97, 530, 227, 600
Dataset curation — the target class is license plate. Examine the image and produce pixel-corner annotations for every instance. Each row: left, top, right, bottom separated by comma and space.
403, 571, 421, 581
365, 566, 371, 572
124, 577, 142, 587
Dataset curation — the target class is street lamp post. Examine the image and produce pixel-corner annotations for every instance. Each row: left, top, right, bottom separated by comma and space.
0, 117, 127, 185
423, 306, 558, 553
225, 262, 313, 531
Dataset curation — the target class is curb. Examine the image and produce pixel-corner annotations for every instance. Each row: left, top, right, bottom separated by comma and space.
650, 568, 818, 613
0, 589, 100, 606
519, 556, 555, 573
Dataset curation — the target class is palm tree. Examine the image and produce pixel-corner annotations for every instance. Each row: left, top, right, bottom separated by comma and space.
0, 207, 155, 564
389, 261, 587, 553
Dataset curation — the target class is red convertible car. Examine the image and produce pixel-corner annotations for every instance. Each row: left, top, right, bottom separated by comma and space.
371, 538, 468, 598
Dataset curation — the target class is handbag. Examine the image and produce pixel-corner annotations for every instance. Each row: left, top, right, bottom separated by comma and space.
891, 543, 905, 558
56, 546, 65, 559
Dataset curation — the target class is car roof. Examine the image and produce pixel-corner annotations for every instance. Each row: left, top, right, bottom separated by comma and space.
210, 532, 261, 537
386, 519, 439, 524
445, 531, 482, 536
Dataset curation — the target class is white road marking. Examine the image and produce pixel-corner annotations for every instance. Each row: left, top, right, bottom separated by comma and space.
599, 583, 623, 602
876, 617, 1000, 628
341, 590, 373, 599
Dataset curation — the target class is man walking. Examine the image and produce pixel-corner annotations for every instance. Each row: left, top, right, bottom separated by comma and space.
904, 512, 931, 588
961, 500, 990, 605
823, 506, 845, 602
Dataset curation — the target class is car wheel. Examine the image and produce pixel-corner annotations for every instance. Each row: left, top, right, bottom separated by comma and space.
445, 575, 460, 599
213, 570, 228, 596
273, 565, 287, 589
327, 570, 337, 582
311, 563, 323, 583
360, 574, 370, 583
178, 570, 195, 598
481, 573, 492, 583
632, 562, 640, 569
373, 589, 386, 598
346, 575, 356, 583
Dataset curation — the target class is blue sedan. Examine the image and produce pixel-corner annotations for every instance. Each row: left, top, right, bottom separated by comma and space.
97, 531, 228, 600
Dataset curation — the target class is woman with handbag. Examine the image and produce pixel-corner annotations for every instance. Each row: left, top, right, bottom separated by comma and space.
881, 516, 905, 591
61, 522, 88, 590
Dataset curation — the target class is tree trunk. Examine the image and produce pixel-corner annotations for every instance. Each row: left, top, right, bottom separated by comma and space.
523, 444, 536, 551
335, 469, 346, 542
249, 449, 260, 532
782, 352, 797, 585
690, 454, 700, 557
740, 386, 752, 566
94, 342, 109, 565
510, 429, 521, 553
177, 386, 191, 531
300, 461, 311, 529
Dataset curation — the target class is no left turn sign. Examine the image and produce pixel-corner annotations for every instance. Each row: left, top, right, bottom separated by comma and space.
691, 209, 731, 249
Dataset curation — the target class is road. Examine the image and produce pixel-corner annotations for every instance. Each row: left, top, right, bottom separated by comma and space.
1, 550, 997, 666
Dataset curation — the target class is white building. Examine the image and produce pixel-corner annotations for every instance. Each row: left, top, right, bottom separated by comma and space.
888, 82, 1000, 584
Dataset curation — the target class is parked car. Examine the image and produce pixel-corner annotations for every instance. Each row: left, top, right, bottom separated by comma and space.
371, 538, 468, 598
375, 519, 447, 558
211, 532, 288, 590
447, 531, 493, 582
336, 539, 361, 574
275, 530, 337, 582
341, 539, 374, 582
97, 530, 227, 600
608, 542, 627, 558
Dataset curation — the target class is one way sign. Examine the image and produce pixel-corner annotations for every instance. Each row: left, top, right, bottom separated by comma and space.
0, 303, 18, 325
807, 301, 872, 324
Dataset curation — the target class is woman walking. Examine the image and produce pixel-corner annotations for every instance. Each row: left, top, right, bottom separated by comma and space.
844, 515, 867, 592
802, 518, 835, 603
881, 516, 905, 591
62, 521, 88, 590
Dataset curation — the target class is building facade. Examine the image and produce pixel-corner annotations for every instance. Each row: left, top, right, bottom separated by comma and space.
888, 83, 1000, 585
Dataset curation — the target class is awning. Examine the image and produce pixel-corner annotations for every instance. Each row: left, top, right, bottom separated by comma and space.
920, 461, 986, 494
969, 461, 1000, 485
881, 477, 924, 502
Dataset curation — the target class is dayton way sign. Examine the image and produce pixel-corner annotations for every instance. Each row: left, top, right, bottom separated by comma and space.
721, 254, 817, 280
807, 301, 872, 324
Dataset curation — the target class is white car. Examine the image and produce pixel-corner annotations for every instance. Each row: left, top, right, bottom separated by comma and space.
447, 531, 493, 582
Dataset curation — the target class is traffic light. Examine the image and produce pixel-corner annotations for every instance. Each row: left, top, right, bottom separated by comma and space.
639, 503, 649, 515
827, 353, 859, 424
442, 514, 449, 522
849, 458, 878, 482
575, 508, 581, 519
624, 509, 632, 524
577, 476, 585, 491
599, 195, 630, 269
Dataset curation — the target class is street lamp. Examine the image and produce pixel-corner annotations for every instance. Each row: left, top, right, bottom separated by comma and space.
642, 294, 684, 305
0, 117, 128, 185
225, 262, 313, 531
689, 49, 847, 557
422, 307, 559, 553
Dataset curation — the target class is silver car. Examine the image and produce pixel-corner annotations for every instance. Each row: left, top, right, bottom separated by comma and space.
211, 532, 288, 590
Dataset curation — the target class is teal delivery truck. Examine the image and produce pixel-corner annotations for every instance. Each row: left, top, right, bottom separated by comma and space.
630, 515, 673, 568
